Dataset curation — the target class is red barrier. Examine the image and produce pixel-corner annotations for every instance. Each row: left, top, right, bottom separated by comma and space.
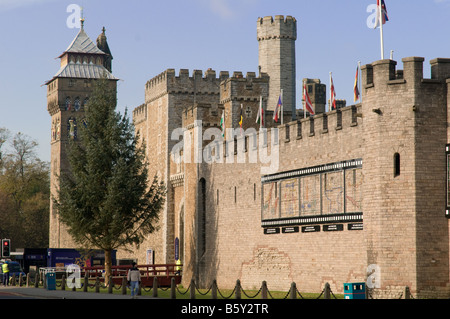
83, 264, 182, 287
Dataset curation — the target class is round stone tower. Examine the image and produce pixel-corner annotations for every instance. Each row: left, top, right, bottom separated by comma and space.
257, 15, 297, 118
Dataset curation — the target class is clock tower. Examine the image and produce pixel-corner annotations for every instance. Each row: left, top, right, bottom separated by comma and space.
45, 20, 118, 248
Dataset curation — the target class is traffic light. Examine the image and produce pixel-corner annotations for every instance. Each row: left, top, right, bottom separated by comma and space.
1, 239, 10, 258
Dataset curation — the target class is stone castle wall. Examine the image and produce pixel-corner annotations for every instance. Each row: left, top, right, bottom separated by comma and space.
129, 55, 450, 298
48, 15, 450, 298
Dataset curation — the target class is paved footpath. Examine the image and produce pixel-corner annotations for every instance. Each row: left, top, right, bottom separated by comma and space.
0, 285, 156, 299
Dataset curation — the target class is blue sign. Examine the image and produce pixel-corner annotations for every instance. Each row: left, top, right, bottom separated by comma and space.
175, 237, 179, 261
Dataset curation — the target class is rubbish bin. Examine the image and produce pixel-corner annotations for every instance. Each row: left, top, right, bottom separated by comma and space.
344, 282, 366, 299
46, 272, 56, 291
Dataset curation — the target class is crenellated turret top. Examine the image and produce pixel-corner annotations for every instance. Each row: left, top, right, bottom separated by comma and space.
257, 15, 297, 41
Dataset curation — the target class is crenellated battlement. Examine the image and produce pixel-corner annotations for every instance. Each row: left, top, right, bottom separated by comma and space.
132, 103, 147, 125
257, 15, 297, 115
145, 68, 231, 103
182, 102, 223, 131
362, 57, 450, 91
220, 71, 269, 104
207, 103, 362, 165
257, 15, 297, 41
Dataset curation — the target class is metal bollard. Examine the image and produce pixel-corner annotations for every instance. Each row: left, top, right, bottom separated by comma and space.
261, 281, 268, 299
122, 276, 127, 295
95, 276, 100, 293
289, 282, 297, 299
235, 279, 241, 299
83, 275, 88, 292
170, 277, 176, 299
324, 282, 331, 299
108, 276, 113, 294
404, 286, 411, 299
211, 280, 218, 299
189, 279, 196, 299
152, 276, 158, 298
34, 273, 39, 288
61, 275, 66, 291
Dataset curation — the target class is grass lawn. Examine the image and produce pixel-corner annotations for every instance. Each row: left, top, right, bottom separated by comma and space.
44, 280, 343, 299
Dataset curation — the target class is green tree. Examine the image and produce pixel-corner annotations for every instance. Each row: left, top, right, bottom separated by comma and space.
0, 131, 49, 249
54, 79, 165, 280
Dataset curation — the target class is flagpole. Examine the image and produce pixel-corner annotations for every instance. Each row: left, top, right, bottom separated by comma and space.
280, 89, 284, 125
303, 79, 306, 119
358, 61, 362, 103
379, 0, 385, 59
259, 96, 262, 130
240, 104, 243, 136
329, 72, 332, 112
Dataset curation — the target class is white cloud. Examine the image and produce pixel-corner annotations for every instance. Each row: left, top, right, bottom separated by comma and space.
209, 0, 234, 19
199, 0, 259, 20
0, 0, 58, 12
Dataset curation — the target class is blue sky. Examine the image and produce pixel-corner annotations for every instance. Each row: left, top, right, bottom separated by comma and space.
1, 0, 450, 162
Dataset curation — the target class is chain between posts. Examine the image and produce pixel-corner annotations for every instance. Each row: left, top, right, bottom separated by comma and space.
13, 273, 416, 299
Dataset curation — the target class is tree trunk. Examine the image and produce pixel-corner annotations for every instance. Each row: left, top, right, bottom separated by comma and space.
104, 248, 112, 286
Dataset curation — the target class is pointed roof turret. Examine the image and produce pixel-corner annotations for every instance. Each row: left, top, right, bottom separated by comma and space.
58, 7, 104, 57
46, 19, 117, 85
96, 27, 113, 72
59, 28, 105, 58
97, 27, 112, 56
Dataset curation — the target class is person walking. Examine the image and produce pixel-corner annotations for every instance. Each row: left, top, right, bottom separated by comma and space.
2, 262, 9, 286
127, 262, 141, 299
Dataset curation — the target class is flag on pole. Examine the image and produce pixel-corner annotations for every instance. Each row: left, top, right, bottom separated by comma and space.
256, 97, 264, 128
273, 96, 282, 123
303, 84, 315, 115
239, 104, 243, 129
353, 66, 360, 102
374, 0, 389, 29
330, 74, 336, 110
374, 0, 389, 59
239, 104, 243, 136
220, 110, 225, 137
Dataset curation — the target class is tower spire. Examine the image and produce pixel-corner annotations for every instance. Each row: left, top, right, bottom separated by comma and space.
80, 6, 85, 29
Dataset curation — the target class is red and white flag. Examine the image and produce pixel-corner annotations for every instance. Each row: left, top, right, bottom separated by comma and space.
374, 0, 389, 29
303, 84, 315, 115
273, 96, 282, 123
256, 97, 264, 128
330, 74, 337, 110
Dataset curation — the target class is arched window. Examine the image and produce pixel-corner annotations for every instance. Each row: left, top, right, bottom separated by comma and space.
198, 178, 206, 256
394, 153, 401, 177
65, 97, 71, 111
74, 97, 81, 111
